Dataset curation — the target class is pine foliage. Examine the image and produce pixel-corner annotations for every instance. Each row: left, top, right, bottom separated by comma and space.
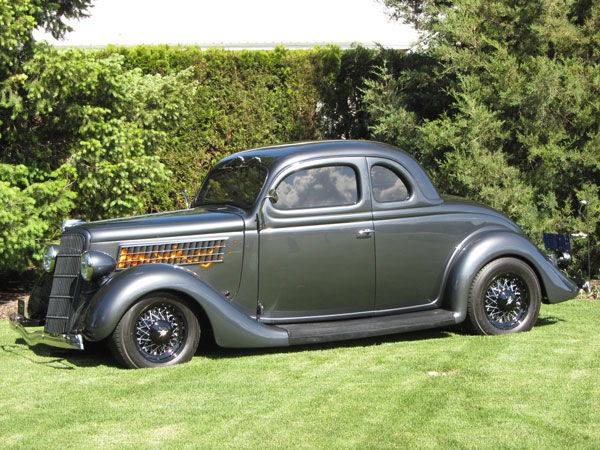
368, 0, 599, 278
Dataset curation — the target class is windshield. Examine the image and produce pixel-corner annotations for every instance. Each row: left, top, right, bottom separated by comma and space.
194, 164, 268, 210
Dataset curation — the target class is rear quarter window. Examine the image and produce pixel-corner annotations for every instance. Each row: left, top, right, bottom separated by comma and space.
370, 165, 410, 203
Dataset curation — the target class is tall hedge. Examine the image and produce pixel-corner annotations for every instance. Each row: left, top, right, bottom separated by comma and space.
95, 45, 406, 211
0, 44, 404, 274
2, 37, 596, 279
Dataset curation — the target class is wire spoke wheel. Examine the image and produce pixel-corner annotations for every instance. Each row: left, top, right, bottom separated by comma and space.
467, 258, 541, 335
135, 302, 186, 362
110, 293, 201, 369
483, 274, 529, 330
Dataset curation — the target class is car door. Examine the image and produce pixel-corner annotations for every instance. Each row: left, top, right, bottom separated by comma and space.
258, 157, 375, 321
368, 157, 460, 310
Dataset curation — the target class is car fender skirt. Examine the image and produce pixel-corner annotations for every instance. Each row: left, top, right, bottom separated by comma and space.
82, 264, 289, 348
446, 231, 578, 322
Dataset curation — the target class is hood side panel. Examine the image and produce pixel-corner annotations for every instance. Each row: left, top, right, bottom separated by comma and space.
81, 208, 246, 301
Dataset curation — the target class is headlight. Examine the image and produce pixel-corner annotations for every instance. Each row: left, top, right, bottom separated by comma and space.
80, 251, 116, 282
80, 252, 94, 281
42, 245, 60, 272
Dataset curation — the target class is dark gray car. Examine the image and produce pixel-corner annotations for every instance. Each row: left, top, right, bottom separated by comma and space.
10, 141, 578, 368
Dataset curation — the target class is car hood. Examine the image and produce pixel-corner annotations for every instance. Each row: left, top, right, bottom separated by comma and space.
71, 207, 245, 243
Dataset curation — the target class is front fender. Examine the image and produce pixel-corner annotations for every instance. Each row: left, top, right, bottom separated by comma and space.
82, 264, 289, 348
445, 230, 578, 323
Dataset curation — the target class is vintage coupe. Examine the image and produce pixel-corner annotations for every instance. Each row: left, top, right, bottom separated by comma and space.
10, 141, 577, 368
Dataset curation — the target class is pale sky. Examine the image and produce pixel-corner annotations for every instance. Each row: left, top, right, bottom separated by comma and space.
33, 0, 418, 49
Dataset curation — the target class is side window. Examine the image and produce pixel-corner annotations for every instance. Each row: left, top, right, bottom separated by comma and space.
370, 165, 410, 203
275, 165, 359, 210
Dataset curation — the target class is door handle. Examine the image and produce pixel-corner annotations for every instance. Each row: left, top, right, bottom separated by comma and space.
358, 228, 375, 237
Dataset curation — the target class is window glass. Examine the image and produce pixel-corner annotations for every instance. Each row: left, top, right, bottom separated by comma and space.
195, 164, 268, 210
275, 165, 358, 210
370, 165, 409, 202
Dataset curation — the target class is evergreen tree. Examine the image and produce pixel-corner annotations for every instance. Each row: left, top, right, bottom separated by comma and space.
366, 0, 599, 278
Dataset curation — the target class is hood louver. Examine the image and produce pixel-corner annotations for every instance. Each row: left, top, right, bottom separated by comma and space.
117, 239, 228, 269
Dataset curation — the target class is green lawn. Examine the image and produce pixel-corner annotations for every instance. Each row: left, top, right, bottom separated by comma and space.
1, 300, 598, 449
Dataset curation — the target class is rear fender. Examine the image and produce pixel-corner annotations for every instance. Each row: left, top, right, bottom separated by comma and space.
82, 264, 289, 348
445, 230, 578, 323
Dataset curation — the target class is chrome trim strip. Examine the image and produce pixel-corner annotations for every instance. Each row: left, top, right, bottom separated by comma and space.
114, 235, 230, 247
118, 251, 226, 261
116, 259, 225, 270
123, 246, 226, 256
9, 313, 84, 350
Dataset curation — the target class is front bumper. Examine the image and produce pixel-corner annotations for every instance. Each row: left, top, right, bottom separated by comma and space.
9, 312, 84, 350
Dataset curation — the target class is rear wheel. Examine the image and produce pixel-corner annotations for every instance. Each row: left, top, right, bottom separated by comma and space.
467, 258, 541, 335
109, 292, 200, 369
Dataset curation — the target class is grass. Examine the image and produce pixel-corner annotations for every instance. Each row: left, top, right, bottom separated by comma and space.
1, 299, 599, 449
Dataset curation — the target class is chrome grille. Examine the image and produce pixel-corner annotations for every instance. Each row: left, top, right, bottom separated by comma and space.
45, 234, 86, 334
117, 239, 228, 269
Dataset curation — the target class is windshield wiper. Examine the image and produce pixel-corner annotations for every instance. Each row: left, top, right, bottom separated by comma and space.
194, 200, 248, 211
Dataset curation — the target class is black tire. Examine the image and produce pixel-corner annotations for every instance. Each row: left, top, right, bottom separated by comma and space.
109, 292, 201, 369
467, 258, 541, 335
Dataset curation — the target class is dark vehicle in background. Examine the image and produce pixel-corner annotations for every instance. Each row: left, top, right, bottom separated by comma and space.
10, 141, 578, 368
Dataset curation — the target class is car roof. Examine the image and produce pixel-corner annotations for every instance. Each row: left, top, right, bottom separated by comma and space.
215, 140, 441, 203
219, 140, 407, 168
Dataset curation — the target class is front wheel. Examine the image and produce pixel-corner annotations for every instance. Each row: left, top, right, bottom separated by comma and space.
467, 258, 541, 335
109, 292, 201, 369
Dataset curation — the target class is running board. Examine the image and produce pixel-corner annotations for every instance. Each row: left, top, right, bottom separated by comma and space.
278, 309, 457, 346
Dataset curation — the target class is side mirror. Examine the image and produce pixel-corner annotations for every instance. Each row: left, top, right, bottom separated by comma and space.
179, 188, 190, 209
267, 189, 278, 204
258, 189, 278, 231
